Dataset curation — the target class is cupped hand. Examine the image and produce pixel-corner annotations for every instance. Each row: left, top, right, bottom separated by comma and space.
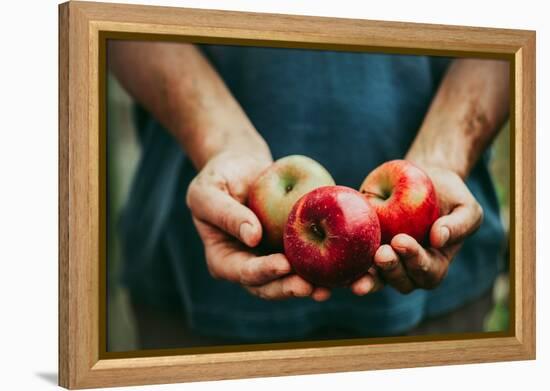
186, 151, 331, 301
371, 165, 483, 293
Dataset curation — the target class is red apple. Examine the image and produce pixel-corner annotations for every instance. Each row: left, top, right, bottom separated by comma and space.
248, 155, 335, 250
284, 186, 381, 287
359, 160, 439, 245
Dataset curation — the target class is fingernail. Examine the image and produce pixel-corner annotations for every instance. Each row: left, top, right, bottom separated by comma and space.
440, 226, 450, 246
239, 222, 255, 245
274, 261, 291, 275
378, 249, 397, 270
359, 279, 373, 296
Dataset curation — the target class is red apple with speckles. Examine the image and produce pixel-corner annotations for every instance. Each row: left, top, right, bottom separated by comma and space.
359, 160, 439, 245
283, 186, 381, 287
248, 155, 335, 250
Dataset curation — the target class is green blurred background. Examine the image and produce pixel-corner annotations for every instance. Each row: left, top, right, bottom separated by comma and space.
106, 71, 511, 352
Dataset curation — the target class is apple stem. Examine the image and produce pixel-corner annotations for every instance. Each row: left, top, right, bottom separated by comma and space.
360, 189, 386, 199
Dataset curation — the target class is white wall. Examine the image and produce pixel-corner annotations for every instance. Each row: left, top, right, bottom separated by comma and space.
0, 0, 546, 389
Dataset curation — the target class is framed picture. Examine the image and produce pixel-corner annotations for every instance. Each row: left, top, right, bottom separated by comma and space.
58, 1, 536, 389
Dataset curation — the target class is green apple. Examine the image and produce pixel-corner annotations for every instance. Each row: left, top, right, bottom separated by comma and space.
248, 155, 335, 250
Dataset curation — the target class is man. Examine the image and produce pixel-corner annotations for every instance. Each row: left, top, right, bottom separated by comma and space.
109, 41, 509, 347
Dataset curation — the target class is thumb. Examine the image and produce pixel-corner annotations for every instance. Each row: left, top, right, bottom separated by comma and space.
187, 184, 262, 247
430, 203, 483, 248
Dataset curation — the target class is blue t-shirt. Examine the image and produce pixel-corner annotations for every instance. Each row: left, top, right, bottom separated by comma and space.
118, 46, 506, 341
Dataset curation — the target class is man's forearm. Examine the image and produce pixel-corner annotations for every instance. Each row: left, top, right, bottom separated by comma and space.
406, 59, 509, 178
108, 41, 270, 169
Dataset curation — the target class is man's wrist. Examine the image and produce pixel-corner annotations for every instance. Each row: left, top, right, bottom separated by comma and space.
180, 122, 271, 169
405, 147, 468, 180
202, 131, 272, 169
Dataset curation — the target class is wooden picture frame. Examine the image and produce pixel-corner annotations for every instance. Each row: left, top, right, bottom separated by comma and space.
58, 1, 536, 389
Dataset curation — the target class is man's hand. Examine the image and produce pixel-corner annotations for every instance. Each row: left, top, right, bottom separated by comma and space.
186, 151, 332, 301
366, 58, 508, 294
372, 166, 483, 293
109, 42, 331, 300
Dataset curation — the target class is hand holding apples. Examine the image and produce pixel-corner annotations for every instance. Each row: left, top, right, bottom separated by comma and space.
187, 151, 331, 302
363, 162, 484, 293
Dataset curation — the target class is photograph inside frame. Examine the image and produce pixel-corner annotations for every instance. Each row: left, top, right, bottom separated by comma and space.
105, 40, 511, 352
